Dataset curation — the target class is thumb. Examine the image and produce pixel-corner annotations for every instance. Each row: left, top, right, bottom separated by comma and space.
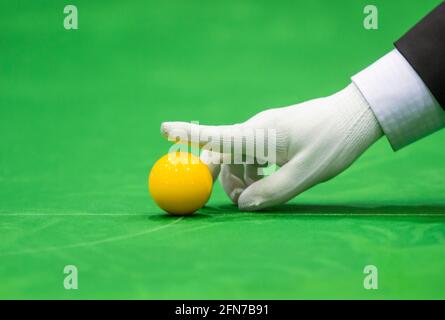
199, 149, 221, 182
161, 121, 244, 151
238, 157, 314, 211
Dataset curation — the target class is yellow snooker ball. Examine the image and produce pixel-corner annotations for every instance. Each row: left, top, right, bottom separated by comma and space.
149, 152, 213, 215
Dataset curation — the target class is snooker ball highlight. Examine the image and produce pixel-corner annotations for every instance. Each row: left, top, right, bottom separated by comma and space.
149, 152, 213, 215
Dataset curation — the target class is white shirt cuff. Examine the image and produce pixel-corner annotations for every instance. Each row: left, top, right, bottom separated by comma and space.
351, 49, 445, 151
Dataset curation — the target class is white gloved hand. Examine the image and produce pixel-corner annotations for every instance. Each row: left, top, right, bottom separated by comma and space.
161, 83, 383, 211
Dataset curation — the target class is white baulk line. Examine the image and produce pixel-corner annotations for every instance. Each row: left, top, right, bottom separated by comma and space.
0, 212, 445, 217
193, 212, 445, 217
0, 216, 184, 257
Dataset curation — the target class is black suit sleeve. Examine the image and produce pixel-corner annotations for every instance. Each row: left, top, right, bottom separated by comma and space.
395, 1, 445, 109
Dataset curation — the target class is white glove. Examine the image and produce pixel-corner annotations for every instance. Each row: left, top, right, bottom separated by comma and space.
161, 83, 383, 211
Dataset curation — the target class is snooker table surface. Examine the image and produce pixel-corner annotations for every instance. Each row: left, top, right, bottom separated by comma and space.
1, 0, 445, 299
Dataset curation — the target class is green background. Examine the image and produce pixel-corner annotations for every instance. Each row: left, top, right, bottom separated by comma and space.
1, 0, 445, 299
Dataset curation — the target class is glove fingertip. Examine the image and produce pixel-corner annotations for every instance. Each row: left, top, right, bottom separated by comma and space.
238, 192, 264, 211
